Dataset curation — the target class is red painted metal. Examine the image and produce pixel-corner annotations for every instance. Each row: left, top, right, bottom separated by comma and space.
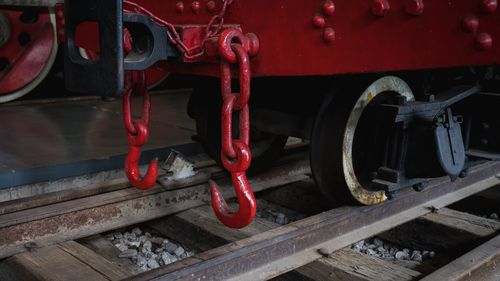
122, 71, 159, 190
372, 0, 391, 16
132, 0, 500, 77
480, 0, 498, 14
476, 32, 493, 50
0, 8, 54, 95
405, 0, 425, 16
462, 14, 479, 33
209, 29, 257, 229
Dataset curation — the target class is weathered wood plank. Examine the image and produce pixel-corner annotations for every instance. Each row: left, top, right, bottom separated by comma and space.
152, 204, 421, 281
0, 157, 309, 259
127, 161, 499, 281
58, 241, 130, 280
379, 207, 500, 251
420, 234, 500, 281
79, 234, 142, 275
0, 243, 119, 281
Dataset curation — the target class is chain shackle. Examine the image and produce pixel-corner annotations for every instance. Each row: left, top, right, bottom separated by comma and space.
123, 71, 158, 190
210, 28, 258, 229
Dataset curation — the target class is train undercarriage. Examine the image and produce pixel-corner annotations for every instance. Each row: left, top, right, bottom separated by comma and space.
0, 0, 499, 228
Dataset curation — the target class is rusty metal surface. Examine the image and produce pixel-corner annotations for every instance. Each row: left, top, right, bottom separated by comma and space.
0, 154, 310, 259
128, 161, 500, 281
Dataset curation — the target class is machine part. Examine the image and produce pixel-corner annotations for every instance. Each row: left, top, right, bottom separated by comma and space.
122, 71, 158, 190
434, 108, 466, 177
64, 0, 124, 97
311, 76, 415, 205
0, 7, 58, 103
209, 29, 257, 229
78, 50, 170, 91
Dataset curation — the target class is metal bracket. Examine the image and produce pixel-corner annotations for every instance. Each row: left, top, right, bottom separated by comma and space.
64, 0, 178, 97
64, 0, 124, 97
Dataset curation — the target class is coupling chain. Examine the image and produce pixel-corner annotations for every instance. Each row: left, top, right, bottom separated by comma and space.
122, 70, 158, 189
219, 30, 252, 173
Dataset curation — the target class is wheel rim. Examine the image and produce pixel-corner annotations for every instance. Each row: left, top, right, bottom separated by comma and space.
0, 7, 58, 103
342, 76, 415, 205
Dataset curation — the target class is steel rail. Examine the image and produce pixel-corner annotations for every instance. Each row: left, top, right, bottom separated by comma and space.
128, 161, 500, 281
0, 152, 310, 259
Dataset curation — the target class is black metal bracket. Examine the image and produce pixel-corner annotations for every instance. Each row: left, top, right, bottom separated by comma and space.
372, 85, 480, 198
64, 0, 179, 97
64, 0, 124, 97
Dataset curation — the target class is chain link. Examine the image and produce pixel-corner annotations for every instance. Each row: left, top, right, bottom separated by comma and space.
122, 70, 158, 190
123, 0, 233, 60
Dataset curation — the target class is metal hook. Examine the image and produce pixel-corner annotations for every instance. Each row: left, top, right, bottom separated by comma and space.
209, 173, 256, 229
122, 72, 158, 190
209, 141, 256, 228
124, 121, 159, 190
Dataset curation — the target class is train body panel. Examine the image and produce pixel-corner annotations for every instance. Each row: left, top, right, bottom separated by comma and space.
138, 0, 500, 77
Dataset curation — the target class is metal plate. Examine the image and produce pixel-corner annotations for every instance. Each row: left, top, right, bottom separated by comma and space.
0, 90, 198, 189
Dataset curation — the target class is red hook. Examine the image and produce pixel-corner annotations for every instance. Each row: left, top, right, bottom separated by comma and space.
209, 141, 256, 229
123, 71, 158, 190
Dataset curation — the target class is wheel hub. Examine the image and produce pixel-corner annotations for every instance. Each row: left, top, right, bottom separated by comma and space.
0, 12, 11, 48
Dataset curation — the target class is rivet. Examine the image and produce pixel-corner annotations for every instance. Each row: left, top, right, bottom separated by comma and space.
462, 14, 479, 33
322, 0, 336, 16
476, 32, 493, 50
405, 0, 424, 16
206, 1, 217, 13
372, 0, 390, 16
175, 2, 184, 14
312, 14, 326, 28
191, 1, 200, 14
322, 27, 335, 43
480, 0, 497, 14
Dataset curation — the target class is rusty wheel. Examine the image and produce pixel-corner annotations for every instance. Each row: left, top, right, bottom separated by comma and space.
310, 76, 415, 205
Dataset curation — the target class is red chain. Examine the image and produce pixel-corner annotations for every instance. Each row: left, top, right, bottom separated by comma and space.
209, 28, 258, 229
123, 0, 233, 60
122, 71, 158, 189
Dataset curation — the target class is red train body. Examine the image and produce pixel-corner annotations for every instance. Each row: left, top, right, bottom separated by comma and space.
0, 0, 498, 229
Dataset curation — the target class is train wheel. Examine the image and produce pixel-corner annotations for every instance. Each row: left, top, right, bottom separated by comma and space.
0, 7, 58, 103
189, 87, 288, 175
311, 76, 415, 205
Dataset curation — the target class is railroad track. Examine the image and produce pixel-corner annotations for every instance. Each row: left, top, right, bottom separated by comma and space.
0, 149, 498, 281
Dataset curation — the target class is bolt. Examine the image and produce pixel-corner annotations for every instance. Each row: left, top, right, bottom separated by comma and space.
206, 1, 216, 13
476, 32, 493, 50
318, 248, 331, 257
322, 0, 336, 16
482, 122, 490, 129
372, 0, 390, 16
312, 14, 326, 29
246, 33, 260, 57
462, 14, 479, 33
480, 0, 497, 14
481, 138, 489, 145
413, 182, 427, 192
175, 2, 185, 14
322, 27, 336, 43
191, 1, 201, 14
405, 0, 424, 16
459, 168, 469, 178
